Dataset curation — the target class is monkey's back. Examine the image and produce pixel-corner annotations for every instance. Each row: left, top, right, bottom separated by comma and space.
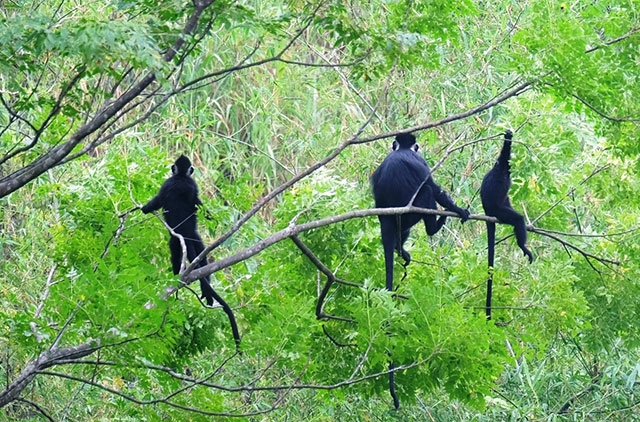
158, 175, 200, 232
372, 150, 431, 208
480, 162, 513, 215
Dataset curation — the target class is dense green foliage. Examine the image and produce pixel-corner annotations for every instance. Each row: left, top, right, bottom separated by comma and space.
1, 0, 640, 419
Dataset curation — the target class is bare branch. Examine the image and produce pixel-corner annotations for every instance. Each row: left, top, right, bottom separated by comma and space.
34, 264, 58, 318
185, 72, 385, 274
185, 203, 619, 293
585, 27, 640, 54
187, 207, 496, 284
0, 94, 38, 147
43, 351, 438, 395
291, 235, 355, 322
530, 227, 620, 266
535, 226, 640, 239
569, 92, 639, 123
16, 398, 55, 422
352, 77, 537, 145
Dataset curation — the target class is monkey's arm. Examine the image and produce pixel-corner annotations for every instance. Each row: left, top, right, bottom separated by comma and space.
141, 194, 162, 214
432, 182, 470, 222
496, 131, 514, 169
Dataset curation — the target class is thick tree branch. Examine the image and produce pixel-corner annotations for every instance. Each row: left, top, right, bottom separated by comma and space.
0, 340, 99, 408
0, 1, 216, 198
187, 207, 499, 283
185, 204, 618, 288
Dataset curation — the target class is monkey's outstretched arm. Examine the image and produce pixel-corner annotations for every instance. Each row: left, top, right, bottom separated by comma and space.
141, 195, 162, 214
496, 130, 513, 169
432, 183, 470, 222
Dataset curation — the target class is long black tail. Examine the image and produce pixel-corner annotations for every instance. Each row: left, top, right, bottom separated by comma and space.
205, 280, 240, 351
201, 280, 241, 352
385, 221, 400, 409
389, 361, 400, 409
486, 221, 496, 320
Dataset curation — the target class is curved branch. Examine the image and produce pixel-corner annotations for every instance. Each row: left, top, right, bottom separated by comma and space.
184, 203, 619, 289
529, 227, 620, 266
16, 398, 54, 422
352, 78, 536, 145
43, 350, 438, 394
291, 235, 355, 322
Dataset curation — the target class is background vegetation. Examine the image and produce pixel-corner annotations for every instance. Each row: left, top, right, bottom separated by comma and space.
1, 0, 639, 419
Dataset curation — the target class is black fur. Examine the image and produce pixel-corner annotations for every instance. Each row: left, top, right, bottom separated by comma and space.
372, 133, 470, 291
142, 155, 241, 349
480, 130, 533, 319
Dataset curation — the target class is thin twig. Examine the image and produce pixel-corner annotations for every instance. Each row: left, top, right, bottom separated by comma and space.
34, 265, 58, 318
530, 227, 619, 266
585, 27, 640, 53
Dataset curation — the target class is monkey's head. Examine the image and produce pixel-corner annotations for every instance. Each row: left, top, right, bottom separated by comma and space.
394, 133, 417, 149
392, 139, 419, 153
504, 130, 513, 140
172, 155, 194, 176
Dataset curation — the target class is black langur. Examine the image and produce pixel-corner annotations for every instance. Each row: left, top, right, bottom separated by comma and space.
142, 155, 240, 349
371, 133, 470, 409
480, 130, 533, 320
372, 133, 470, 291
142, 155, 214, 303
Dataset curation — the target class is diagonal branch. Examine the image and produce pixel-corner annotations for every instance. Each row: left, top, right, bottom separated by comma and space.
185, 70, 386, 273
184, 204, 619, 290
530, 227, 620, 267
0, 340, 99, 408
58, 4, 324, 166
186, 208, 504, 284
531, 164, 610, 225
0, 0, 216, 198
585, 27, 640, 53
